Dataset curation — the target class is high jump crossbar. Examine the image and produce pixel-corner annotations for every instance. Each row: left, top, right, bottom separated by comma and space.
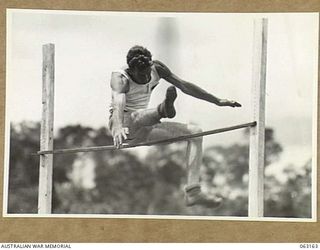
37, 18, 267, 217
36, 121, 257, 155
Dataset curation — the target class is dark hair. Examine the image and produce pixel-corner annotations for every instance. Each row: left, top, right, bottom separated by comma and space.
126, 45, 153, 70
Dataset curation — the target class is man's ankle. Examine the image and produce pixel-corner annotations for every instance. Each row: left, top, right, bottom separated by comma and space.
184, 184, 223, 208
157, 103, 166, 118
185, 184, 201, 192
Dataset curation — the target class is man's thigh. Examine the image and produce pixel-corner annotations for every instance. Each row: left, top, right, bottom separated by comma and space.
129, 122, 200, 144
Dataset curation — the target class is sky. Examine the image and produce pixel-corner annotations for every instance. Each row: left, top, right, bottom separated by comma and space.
6, 10, 319, 180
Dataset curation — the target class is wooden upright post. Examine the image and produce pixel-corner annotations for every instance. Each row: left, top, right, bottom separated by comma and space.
248, 18, 268, 217
38, 44, 55, 214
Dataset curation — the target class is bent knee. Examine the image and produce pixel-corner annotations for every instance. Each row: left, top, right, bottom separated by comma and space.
130, 111, 139, 120
188, 124, 202, 134
130, 110, 143, 124
187, 124, 203, 142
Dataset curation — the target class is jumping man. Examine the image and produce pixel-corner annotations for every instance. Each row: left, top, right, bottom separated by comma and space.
109, 45, 241, 207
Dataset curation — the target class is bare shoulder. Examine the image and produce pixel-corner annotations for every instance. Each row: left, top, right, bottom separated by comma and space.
153, 60, 172, 78
110, 72, 129, 93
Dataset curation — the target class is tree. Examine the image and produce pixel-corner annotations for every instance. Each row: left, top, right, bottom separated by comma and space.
264, 160, 312, 218
200, 128, 283, 216
8, 121, 40, 213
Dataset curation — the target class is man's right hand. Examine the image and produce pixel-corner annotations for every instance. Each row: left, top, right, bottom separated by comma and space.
112, 127, 129, 148
219, 99, 242, 107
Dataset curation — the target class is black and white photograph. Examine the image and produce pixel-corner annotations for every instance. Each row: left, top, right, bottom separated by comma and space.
3, 9, 318, 221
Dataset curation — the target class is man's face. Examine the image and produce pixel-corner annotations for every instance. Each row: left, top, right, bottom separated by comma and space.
133, 63, 152, 76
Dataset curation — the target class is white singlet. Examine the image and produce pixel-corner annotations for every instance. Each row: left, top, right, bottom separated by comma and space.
111, 65, 160, 112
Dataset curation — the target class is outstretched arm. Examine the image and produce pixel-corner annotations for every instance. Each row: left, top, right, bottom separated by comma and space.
110, 72, 129, 148
154, 60, 241, 107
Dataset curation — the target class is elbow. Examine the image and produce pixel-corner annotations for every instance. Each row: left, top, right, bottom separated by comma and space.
177, 82, 189, 94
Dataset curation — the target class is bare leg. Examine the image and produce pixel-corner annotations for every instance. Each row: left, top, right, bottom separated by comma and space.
130, 108, 161, 127
110, 86, 177, 138
131, 122, 202, 186
185, 128, 203, 186
129, 86, 177, 128
125, 86, 178, 136
130, 122, 222, 208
